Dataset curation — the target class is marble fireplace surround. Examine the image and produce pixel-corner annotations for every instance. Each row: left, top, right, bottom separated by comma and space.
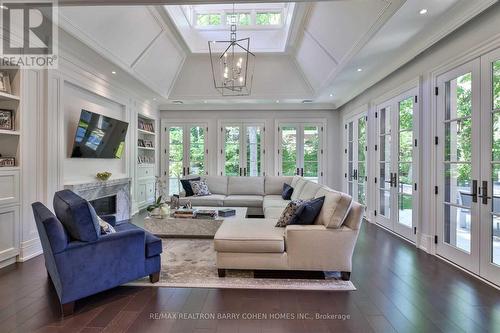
64, 178, 131, 221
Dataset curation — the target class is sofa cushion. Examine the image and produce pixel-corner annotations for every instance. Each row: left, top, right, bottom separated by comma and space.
203, 176, 228, 195
114, 223, 162, 258
299, 182, 322, 200
316, 190, 352, 229
275, 200, 305, 227
314, 187, 331, 199
263, 195, 290, 209
179, 194, 225, 207
228, 176, 265, 195
282, 183, 294, 200
265, 176, 294, 195
290, 175, 301, 188
53, 190, 100, 242
290, 196, 325, 225
264, 206, 285, 219
214, 219, 285, 253
290, 178, 307, 200
224, 195, 263, 207
181, 177, 200, 197
190, 180, 211, 196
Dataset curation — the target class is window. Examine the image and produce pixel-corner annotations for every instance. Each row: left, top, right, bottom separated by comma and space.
196, 13, 222, 26
226, 13, 251, 26
256, 12, 281, 25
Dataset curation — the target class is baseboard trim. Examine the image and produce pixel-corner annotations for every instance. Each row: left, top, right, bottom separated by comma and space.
0, 257, 16, 269
18, 238, 43, 262
417, 233, 434, 254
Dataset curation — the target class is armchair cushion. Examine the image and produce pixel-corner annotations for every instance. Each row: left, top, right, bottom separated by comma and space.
115, 222, 162, 258
53, 190, 100, 242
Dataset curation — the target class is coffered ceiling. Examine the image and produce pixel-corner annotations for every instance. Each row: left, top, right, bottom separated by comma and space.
57, 0, 498, 109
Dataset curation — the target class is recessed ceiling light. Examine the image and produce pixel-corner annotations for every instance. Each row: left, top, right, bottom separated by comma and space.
357, 68, 363, 72
153, 98, 157, 101
276, 100, 280, 103
111, 71, 116, 75
419, 8, 428, 15
330, 93, 333, 97
204, 100, 208, 104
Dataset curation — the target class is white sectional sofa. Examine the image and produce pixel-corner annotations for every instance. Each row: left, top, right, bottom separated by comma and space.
180, 175, 364, 280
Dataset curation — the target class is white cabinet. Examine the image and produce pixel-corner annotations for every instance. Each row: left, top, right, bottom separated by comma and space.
0, 205, 20, 263
138, 165, 154, 179
0, 170, 20, 206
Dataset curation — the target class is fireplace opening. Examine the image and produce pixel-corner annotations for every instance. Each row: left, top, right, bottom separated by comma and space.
89, 195, 117, 216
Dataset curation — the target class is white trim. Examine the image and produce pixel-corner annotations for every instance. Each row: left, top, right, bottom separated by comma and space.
17, 238, 42, 262
0, 257, 16, 270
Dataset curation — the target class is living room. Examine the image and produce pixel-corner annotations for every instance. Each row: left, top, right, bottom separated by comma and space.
1, 0, 500, 332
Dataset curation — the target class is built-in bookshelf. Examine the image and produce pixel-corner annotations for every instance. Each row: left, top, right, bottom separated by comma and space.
0, 66, 21, 268
0, 68, 21, 169
136, 114, 157, 210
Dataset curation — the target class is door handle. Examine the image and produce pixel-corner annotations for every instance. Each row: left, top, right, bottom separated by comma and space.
354, 169, 358, 180
183, 167, 186, 177
244, 167, 247, 176
471, 180, 478, 203
479, 180, 492, 205
239, 168, 242, 176
300, 168, 304, 177
187, 167, 190, 175
388, 173, 394, 187
296, 168, 300, 175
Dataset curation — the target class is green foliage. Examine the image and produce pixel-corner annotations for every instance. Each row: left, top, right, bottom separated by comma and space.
256, 12, 281, 25
197, 14, 221, 26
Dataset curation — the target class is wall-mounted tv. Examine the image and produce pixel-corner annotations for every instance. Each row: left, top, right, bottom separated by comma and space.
70, 110, 129, 159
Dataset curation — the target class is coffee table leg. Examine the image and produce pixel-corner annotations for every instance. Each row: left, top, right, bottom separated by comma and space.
217, 269, 226, 277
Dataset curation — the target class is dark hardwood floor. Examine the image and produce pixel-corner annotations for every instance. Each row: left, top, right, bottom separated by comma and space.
1, 221, 500, 333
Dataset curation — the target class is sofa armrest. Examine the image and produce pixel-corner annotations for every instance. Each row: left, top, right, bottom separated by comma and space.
285, 225, 359, 271
100, 215, 116, 226
54, 229, 146, 303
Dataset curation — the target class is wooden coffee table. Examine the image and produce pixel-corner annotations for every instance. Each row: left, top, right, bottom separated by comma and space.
144, 207, 247, 238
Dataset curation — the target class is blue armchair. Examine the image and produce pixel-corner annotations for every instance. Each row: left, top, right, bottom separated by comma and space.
32, 190, 162, 316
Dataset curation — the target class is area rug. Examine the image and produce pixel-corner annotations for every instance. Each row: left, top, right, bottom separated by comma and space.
127, 239, 356, 291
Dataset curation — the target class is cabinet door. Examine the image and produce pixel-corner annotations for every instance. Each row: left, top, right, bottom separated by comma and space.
137, 183, 147, 206
0, 205, 20, 262
146, 182, 155, 202
0, 170, 20, 207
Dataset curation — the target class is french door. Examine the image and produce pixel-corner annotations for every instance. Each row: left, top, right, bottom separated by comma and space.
219, 122, 265, 176
277, 122, 325, 184
344, 113, 367, 205
376, 88, 418, 242
436, 50, 500, 285
165, 123, 208, 195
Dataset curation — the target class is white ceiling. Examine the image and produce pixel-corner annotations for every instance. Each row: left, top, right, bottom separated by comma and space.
56, 0, 497, 109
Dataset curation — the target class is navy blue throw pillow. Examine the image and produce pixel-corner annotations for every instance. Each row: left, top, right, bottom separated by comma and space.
282, 183, 294, 200
290, 196, 325, 225
181, 177, 200, 196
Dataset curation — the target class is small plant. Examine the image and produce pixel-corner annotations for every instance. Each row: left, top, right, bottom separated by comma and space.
147, 176, 168, 214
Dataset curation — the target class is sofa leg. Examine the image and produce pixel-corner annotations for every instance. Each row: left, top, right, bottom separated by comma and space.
61, 301, 75, 316
340, 271, 351, 281
218, 269, 226, 278
149, 272, 160, 283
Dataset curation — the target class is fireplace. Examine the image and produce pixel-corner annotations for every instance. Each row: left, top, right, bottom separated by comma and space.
89, 195, 117, 216
64, 178, 131, 221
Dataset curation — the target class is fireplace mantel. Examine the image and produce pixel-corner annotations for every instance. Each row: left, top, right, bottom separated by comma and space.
64, 178, 132, 221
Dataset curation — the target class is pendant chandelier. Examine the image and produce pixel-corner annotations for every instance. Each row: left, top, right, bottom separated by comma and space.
208, 5, 256, 96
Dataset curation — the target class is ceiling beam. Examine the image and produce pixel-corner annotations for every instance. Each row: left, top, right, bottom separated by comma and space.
59, 0, 340, 6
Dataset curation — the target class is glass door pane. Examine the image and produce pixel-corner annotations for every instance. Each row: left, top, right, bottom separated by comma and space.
357, 117, 366, 205
168, 126, 184, 195
281, 126, 298, 176
347, 121, 354, 196
379, 107, 392, 218
245, 126, 262, 176
443, 72, 473, 253
224, 126, 241, 176
398, 97, 414, 227
490, 60, 500, 267
189, 126, 205, 176
303, 125, 320, 182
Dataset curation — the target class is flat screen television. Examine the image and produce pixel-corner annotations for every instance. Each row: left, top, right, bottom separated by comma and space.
70, 110, 129, 159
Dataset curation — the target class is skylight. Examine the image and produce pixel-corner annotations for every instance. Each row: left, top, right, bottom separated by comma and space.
165, 2, 295, 53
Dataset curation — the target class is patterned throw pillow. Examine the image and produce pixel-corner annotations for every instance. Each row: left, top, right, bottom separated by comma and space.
97, 216, 116, 235
275, 199, 305, 227
190, 180, 211, 196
